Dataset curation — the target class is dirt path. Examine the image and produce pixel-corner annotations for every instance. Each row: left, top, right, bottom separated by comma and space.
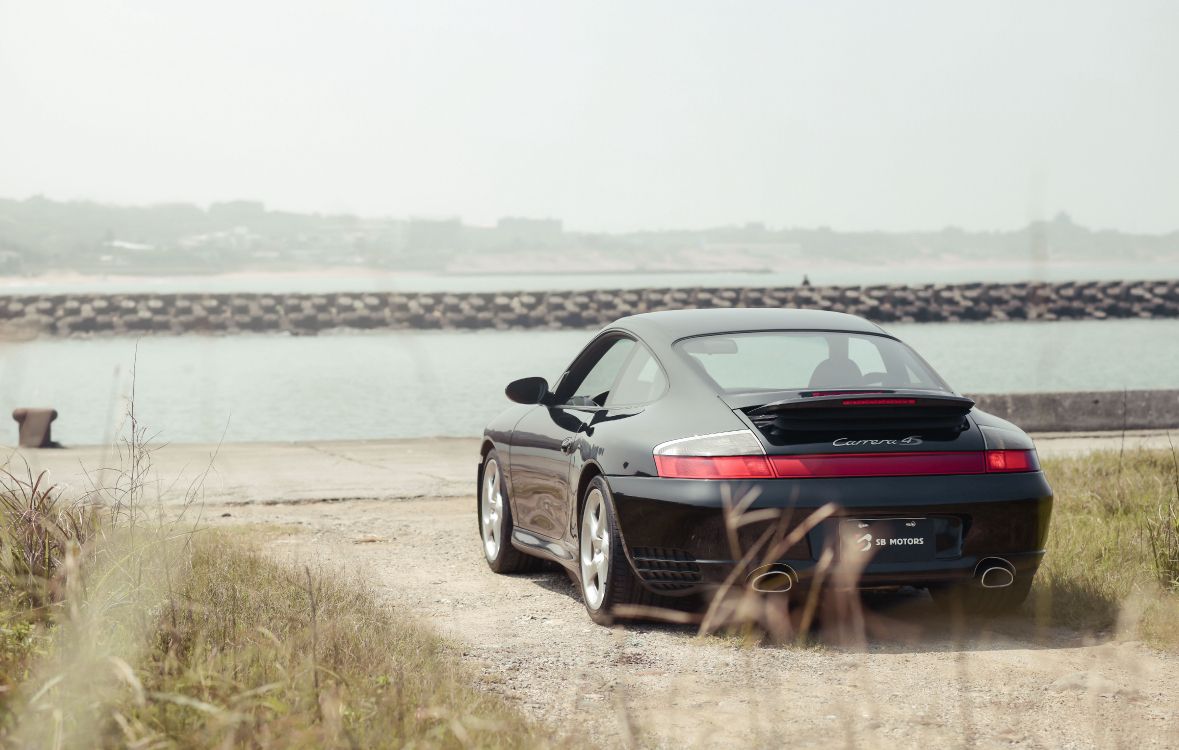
15, 434, 1179, 748
212, 494, 1178, 750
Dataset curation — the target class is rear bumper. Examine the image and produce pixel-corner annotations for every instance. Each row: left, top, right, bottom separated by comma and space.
609, 472, 1053, 595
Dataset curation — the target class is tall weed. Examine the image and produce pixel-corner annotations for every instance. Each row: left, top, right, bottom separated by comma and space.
0, 466, 99, 611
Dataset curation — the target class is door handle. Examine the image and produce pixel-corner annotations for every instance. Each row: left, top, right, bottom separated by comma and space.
560, 437, 576, 454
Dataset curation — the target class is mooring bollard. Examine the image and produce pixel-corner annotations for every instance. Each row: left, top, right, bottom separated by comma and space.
12, 408, 60, 448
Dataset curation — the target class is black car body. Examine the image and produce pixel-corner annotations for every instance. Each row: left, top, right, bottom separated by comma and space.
477, 308, 1053, 623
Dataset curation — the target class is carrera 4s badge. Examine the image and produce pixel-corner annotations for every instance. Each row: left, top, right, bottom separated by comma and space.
832, 436, 923, 447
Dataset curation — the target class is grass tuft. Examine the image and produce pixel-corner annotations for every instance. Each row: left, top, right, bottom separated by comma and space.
0, 464, 98, 703
0, 465, 98, 611
1146, 500, 1179, 591
1145, 438, 1179, 591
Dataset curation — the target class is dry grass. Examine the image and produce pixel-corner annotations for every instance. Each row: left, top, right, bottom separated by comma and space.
0, 509, 554, 749
0, 390, 555, 748
0, 464, 99, 611
0, 464, 99, 702
1, 521, 554, 748
106, 532, 552, 749
1034, 445, 1179, 644
1147, 499, 1179, 591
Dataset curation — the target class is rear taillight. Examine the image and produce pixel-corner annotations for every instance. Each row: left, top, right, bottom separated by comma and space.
984, 449, 1039, 473
653, 430, 772, 479
652, 434, 1040, 480
653, 455, 774, 479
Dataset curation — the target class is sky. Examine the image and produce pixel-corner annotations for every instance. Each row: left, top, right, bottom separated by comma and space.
1, 1, 1176, 233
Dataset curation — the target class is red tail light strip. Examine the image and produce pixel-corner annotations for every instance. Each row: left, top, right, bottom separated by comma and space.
654, 450, 1038, 479
653, 455, 775, 479
770, 451, 984, 477
840, 398, 917, 406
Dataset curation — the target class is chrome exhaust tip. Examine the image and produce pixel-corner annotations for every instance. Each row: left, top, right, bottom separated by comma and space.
748, 564, 797, 593
976, 558, 1016, 589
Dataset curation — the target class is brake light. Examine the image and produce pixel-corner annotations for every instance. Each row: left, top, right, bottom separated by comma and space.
984, 449, 1038, 473
807, 390, 888, 397
841, 398, 917, 406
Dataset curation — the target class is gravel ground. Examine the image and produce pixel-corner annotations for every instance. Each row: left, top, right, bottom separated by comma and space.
14, 433, 1179, 748
224, 495, 1179, 749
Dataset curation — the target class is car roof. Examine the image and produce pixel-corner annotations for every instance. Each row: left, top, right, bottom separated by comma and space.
608, 307, 888, 345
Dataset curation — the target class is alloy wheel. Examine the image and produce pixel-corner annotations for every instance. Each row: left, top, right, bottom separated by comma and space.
580, 488, 611, 610
481, 459, 503, 561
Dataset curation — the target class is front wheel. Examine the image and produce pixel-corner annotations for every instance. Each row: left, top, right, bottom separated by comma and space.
579, 476, 657, 625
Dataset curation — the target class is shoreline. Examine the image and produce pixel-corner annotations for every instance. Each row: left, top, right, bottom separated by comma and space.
3, 259, 1179, 297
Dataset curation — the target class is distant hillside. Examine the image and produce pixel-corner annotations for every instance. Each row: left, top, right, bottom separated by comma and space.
0, 196, 1174, 276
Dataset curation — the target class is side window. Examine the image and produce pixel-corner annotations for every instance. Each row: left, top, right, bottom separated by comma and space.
606, 346, 667, 406
562, 338, 636, 406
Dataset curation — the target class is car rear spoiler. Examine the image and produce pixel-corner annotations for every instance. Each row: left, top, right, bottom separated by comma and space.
741, 390, 976, 433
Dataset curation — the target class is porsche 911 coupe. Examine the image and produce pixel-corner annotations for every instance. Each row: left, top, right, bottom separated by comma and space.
477, 308, 1053, 625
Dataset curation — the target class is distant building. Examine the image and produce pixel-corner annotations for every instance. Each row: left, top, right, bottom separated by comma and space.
97, 239, 164, 268
494, 217, 563, 249
407, 218, 463, 253
208, 201, 266, 222
178, 227, 260, 251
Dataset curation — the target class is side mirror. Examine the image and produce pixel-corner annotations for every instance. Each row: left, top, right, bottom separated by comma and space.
505, 376, 551, 405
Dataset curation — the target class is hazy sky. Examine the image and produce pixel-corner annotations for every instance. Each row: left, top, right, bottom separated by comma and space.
1, 1, 1176, 232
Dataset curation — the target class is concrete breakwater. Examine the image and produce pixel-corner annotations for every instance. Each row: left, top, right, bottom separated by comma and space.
1, 278, 1177, 337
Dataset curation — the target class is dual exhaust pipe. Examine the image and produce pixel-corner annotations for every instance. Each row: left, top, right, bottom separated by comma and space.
747, 563, 797, 593
745, 558, 1016, 593
976, 557, 1016, 589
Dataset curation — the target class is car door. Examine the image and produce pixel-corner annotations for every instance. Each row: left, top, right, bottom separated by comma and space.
510, 335, 636, 540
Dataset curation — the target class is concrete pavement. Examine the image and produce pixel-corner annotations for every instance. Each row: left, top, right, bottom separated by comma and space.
5, 437, 479, 506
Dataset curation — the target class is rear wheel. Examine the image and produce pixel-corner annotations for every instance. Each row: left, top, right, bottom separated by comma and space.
579, 476, 658, 625
479, 451, 541, 574
929, 576, 1032, 616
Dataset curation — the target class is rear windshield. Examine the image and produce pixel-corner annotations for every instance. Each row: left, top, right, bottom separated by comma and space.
676, 331, 949, 393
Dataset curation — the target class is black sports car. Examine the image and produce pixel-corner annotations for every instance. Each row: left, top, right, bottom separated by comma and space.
478, 308, 1053, 625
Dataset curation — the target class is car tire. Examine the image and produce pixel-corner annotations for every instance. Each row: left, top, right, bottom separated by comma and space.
479, 451, 542, 574
929, 576, 1033, 616
578, 475, 659, 625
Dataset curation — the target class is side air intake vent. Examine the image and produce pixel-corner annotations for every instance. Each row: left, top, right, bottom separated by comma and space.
631, 547, 703, 592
